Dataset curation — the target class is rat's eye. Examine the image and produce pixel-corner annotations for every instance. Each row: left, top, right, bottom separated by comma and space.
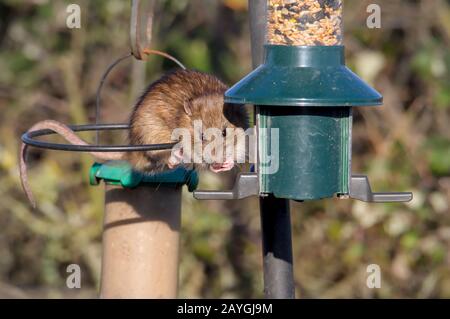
201, 133, 206, 141
222, 129, 227, 137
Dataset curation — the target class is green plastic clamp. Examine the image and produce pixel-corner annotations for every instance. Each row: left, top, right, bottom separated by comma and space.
90, 161, 199, 192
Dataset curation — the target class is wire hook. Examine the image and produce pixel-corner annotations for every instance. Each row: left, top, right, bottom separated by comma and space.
94, 0, 186, 144
130, 0, 155, 61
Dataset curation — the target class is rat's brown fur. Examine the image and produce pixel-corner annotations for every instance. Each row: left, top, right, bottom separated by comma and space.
20, 69, 249, 207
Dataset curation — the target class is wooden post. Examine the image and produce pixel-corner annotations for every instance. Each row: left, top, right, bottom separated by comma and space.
100, 185, 181, 298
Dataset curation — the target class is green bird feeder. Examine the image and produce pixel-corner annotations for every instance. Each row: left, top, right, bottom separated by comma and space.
226, 44, 382, 201
194, 0, 412, 203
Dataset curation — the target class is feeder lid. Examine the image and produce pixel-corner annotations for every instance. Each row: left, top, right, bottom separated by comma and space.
90, 161, 199, 192
225, 45, 383, 107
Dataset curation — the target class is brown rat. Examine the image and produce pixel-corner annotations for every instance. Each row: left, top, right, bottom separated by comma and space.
20, 69, 249, 207
127, 69, 249, 172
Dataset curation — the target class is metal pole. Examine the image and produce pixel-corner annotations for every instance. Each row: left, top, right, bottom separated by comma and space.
260, 196, 295, 299
249, 0, 267, 68
249, 0, 295, 299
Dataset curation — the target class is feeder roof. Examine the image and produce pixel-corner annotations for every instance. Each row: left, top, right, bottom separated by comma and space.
225, 45, 383, 107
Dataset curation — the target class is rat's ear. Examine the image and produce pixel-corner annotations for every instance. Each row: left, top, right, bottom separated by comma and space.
183, 100, 193, 116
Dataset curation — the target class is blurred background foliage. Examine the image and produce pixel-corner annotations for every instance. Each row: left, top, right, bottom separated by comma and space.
0, 0, 449, 298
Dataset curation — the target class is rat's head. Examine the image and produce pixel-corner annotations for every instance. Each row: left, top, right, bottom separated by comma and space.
175, 94, 249, 172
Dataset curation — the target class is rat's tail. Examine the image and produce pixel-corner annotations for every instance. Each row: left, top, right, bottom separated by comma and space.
20, 120, 124, 208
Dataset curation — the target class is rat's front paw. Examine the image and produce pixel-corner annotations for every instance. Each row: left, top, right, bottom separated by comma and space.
209, 159, 235, 173
168, 146, 184, 169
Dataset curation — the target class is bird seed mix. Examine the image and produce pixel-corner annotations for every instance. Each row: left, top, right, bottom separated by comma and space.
267, 0, 343, 46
